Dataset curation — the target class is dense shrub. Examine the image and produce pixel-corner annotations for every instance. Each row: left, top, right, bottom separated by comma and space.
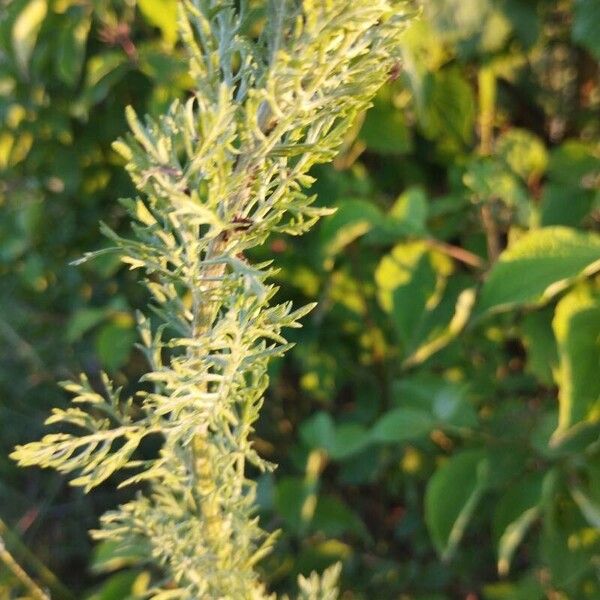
1, 0, 599, 598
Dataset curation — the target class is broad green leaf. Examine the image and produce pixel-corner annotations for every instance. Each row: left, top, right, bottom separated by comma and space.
275, 477, 305, 532
571, 486, 600, 529
86, 570, 140, 600
497, 507, 539, 577
300, 412, 336, 452
67, 307, 108, 342
547, 140, 600, 187
420, 67, 475, 152
492, 474, 544, 575
375, 241, 453, 312
521, 307, 558, 386
73, 51, 129, 118
391, 377, 477, 428
91, 539, 149, 574
0, 132, 15, 170
320, 199, 382, 265
301, 414, 369, 461
425, 449, 488, 560
391, 253, 437, 349
11, 0, 47, 77
400, 18, 449, 76
483, 575, 545, 600
550, 420, 600, 454
0, 128, 32, 168
138, 0, 178, 48
370, 407, 435, 443
402, 287, 476, 368
138, 44, 190, 86
388, 187, 429, 236
541, 498, 597, 588
55, 10, 91, 87
463, 158, 529, 216
500, 0, 540, 47
328, 269, 368, 316
85, 52, 128, 90
540, 184, 595, 228
552, 284, 600, 435
311, 495, 368, 539
531, 411, 562, 458
496, 129, 548, 182
425, 0, 491, 40
330, 423, 369, 460
475, 9, 512, 54
432, 385, 478, 428
337, 448, 382, 485
541, 141, 599, 226
484, 446, 529, 490
573, 0, 600, 59
359, 92, 412, 154
478, 227, 600, 314
95, 322, 136, 371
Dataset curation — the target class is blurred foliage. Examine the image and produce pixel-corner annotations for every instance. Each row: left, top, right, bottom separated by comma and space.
0, 0, 599, 599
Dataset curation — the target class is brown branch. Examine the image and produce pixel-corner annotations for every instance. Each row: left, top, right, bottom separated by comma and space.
425, 238, 485, 269
480, 203, 501, 264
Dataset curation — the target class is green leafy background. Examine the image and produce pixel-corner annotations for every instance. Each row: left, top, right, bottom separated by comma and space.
1, 0, 599, 598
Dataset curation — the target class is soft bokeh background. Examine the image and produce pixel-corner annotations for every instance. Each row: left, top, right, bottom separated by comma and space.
1, 1, 599, 598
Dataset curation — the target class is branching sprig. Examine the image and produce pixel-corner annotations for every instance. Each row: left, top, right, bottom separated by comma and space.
13, 1, 416, 597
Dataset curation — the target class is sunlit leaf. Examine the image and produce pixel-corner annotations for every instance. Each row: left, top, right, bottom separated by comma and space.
11, 0, 47, 77
571, 486, 600, 529
138, 0, 178, 48
478, 227, 600, 314
552, 284, 600, 436
496, 129, 548, 183
492, 474, 544, 576
387, 186, 429, 236
319, 199, 382, 264
375, 241, 453, 313
402, 287, 476, 368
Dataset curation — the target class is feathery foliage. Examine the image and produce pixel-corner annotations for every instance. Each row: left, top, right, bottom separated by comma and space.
12, 1, 416, 597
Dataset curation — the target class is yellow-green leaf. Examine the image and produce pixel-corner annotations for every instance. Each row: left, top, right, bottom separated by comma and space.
496, 128, 548, 182
138, 0, 178, 47
552, 284, 600, 436
478, 227, 600, 315
320, 199, 382, 266
11, 0, 47, 78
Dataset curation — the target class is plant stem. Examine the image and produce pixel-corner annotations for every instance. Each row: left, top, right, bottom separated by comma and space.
425, 238, 485, 269
477, 66, 501, 263
0, 533, 50, 600
480, 203, 501, 263
0, 518, 73, 600
478, 67, 496, 157
190, 236, 230, 552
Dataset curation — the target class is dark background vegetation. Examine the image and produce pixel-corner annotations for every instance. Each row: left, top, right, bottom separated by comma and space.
1, 0, 599, 598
